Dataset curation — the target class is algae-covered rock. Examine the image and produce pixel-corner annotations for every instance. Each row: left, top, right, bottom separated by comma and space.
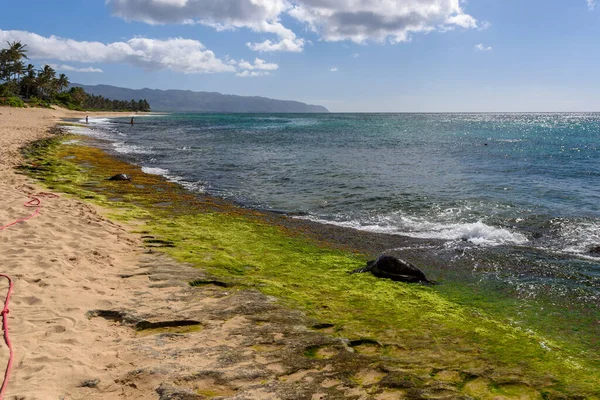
379, 372, 424, 389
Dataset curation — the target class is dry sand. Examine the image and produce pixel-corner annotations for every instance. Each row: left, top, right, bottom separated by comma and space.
0, 107, 149, 398
0, 106, 418, 400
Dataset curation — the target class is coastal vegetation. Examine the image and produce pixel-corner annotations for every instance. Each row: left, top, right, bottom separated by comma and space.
18, 131, 600, 399
0, 41, 150, 111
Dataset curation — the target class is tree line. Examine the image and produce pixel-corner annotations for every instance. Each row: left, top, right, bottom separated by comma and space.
0, 41, 151, 111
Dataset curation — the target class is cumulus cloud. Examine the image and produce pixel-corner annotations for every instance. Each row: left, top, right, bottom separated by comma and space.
247, 38, 305, 53
237, 58, 279, 71
107, 0, 287, 27
107, 0, 480, 49
588, 0, 597, 10
288, 0, 479, 44
474, 43, 492, 52
330, 67, 338, 72
50, 64, 104, 73
235, 57, 278, 77
107, 0, 304, 52
0, 29, 236, 74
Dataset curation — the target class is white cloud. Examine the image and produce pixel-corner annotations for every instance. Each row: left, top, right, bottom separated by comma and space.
237, 58, 278, 71
0, 29, 236, 74
474, 43, 492, 52
236, 70, 271, 77
478, 20, 492, 31
107, 0, 288, 27
587, 0, 597, 10
352, 53, 359, 58
235, 58, 278, 77
107, 0, 480, 50
330, 67, 338, 72
107, 0, 304, 52
445, 13, 478, 29
50, 64, 104, 73
288, 0, 480, 44
247, 38, 305, 52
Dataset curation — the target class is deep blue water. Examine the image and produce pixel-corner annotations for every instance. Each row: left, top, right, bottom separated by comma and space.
68, 113, 600, 304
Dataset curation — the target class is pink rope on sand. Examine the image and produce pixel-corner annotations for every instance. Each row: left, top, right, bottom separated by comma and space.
0, 274, 13, 400
0, 192, 58, 231
0, 191, 58, 398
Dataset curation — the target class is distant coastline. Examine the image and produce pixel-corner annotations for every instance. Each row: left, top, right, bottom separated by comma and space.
73, 83, 329, 113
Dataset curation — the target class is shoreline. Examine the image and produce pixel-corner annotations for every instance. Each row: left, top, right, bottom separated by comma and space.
2, 106, 599, 399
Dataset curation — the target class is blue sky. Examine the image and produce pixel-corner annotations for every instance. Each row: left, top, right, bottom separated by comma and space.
1, 0, 599, 112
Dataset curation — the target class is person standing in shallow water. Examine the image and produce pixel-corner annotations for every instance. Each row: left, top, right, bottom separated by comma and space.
85, 116, 88, 124
130, 117, 134, 125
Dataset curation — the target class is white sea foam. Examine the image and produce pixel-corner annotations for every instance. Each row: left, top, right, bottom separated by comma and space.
80, 117, 116, 125
297, 214, 528, 246
141, 166, 205, 193
402, 220, 528, 246
113, 142, 153, 154
62, 125, 94, 135
141, 167, 170, 176
496, 139, 524, 143
554, 220, 600, 257
63, 123, 119, 141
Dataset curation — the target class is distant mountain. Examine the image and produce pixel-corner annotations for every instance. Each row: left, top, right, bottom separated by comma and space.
73, 84, 329, 113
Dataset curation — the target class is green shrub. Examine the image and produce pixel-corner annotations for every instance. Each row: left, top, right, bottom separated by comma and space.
0, 82, 19, 97
53, 92, 72, 106
27, 96, 52, 108
0, 96, 26, 108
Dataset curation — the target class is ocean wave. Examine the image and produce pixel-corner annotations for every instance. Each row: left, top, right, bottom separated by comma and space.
552, 220, 600, 257
401, 220, 529, 246
141, 167, 170, 176
113, 142, 153, 154
296, 214, 528, 246
141, 166, 205, 193
80, 117, 115, 125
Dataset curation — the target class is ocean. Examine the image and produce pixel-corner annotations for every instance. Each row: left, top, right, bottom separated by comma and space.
67, 113, 600, 310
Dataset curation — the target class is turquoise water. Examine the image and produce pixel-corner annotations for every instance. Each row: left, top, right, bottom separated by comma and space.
70, 113, 600, 306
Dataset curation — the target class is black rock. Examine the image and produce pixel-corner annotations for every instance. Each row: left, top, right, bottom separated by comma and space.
78, 379, 100, 388
588, 245, 600, 255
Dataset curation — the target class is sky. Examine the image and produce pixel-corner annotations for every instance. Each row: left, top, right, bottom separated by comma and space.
1, 0, 600, 112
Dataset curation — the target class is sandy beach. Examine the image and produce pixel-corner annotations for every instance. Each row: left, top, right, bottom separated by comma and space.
0, 107, 145, 398
0, 106, 398, 400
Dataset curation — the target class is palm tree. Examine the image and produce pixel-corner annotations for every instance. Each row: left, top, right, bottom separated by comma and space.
69, 86, 87, 107
0, 49, 9, 82
37, 64, 57, 99
56, 73, 70, 93
5, 41, 28, 83
20, 63, 37, 98
6, 41, 27, 60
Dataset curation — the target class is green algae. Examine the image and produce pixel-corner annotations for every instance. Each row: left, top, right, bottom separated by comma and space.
20, 133, 600, 398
